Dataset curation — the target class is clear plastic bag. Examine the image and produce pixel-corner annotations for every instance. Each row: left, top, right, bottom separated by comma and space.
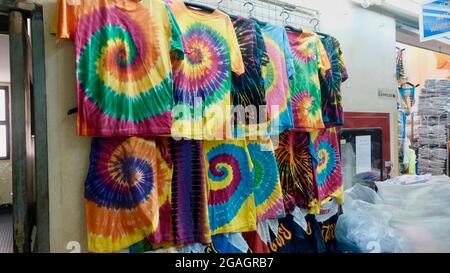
336, 176, 450, 253
336, 184, 408, 253
375, 176, 450, 253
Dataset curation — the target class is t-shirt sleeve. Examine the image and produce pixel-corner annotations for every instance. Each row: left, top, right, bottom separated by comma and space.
255, 23, 269, 67
165, 3, 184, 60
337, 43, 349, 82
227, 19, 245, 76
282, 29, 295, 80
317, 37, 331, 78
51, 0, 79, 39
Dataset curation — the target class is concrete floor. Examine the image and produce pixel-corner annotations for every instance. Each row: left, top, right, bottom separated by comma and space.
0, 207, 13, 253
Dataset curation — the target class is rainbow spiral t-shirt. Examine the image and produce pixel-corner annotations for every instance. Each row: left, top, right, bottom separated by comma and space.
203, 140, 256, 235
247, 139, 284, 222
256, 22, 295, 136
309, 128, 344, 214
84, 137, 173, 253
287, 30, 331, 132
167, 0, 245, 140
52, 0, 184, 137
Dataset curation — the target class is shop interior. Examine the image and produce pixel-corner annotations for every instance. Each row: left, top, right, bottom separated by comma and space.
0, 0, 449, 254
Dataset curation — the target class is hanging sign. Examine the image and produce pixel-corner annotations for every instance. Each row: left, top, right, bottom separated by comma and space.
420, 0, 450, 42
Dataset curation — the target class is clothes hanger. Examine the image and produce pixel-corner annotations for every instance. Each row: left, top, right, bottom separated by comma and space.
245, 1, 266, 25
67, 107, 77, 116
310, 18, 320, 32
184, 0, 216, 13
281, 10, 302, 33
400, 82, 420, 88
217, 0, 225, 11
244, 1, 255, 17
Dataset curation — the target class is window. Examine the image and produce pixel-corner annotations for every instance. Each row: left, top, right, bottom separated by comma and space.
0, 85, 9, 160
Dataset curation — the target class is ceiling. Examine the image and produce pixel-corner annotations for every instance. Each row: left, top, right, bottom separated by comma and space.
355, 0, 450, 54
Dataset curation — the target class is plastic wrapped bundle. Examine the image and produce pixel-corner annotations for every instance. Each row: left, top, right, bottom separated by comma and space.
336, 175, 450, 253
335, 184, 407, 253
415, 80, 448, 175
376, 176, 450, 252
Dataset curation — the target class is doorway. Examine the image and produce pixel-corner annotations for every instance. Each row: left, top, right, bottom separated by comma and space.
0, 0, 49, 253
0, 14, 12, 254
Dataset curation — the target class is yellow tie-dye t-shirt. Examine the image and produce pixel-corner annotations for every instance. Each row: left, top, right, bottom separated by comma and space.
52, 0, 183, 137
167, 0, 245, 140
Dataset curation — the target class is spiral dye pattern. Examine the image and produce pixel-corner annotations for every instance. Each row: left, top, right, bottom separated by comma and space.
54, 0, 183, 136
287, 30, 330, 132
309, 128, 343, 213
173, 23, 229, 107
204, 141, 256, 234
85, 137, 173, 253
168, 0, 245, 139
248, 140, 285, 222
259, 24, 294, 135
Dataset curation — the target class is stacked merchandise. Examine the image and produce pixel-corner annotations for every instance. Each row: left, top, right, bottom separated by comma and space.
52, 0, 348, 253
416, 80, 449, 175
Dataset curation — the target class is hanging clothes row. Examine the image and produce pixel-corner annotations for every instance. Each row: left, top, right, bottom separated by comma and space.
51, 0, 349, 253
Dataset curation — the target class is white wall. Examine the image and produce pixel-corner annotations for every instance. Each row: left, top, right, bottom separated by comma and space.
37, 0, 90, 252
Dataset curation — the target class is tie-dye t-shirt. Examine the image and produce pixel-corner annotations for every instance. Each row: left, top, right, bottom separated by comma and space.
205, 233, 250, 253
203, 140, 256, 235
230, 16, 269, 138
319, 34, 348, 127
275, 131, 316, 212
168, 0, 245, 140
309, 128, 344, 214
84, 137, 173, 253
247, 139, 285, 222
169, 138, 211, 245
287, 30, 331, 132
256, 22, 295, 136
53, 0, 184, 136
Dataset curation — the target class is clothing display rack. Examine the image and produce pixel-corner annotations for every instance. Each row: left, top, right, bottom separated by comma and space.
52, 0, 348, 254
186, 0, 321, 30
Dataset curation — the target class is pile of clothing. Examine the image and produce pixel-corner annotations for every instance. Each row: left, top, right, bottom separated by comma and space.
415, 79, 449, 175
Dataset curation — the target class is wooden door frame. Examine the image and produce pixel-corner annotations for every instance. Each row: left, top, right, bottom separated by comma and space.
0, 0, 49, 253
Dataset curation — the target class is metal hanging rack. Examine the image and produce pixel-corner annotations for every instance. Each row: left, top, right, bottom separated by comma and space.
185, 0, 321, 31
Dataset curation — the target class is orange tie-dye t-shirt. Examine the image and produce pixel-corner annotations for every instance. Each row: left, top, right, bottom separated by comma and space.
52, 0, 184, 137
